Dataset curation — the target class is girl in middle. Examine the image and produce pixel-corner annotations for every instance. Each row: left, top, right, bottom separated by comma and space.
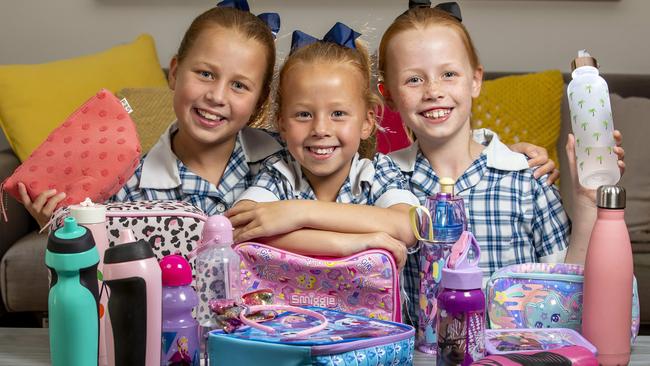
227, 23, 418, 268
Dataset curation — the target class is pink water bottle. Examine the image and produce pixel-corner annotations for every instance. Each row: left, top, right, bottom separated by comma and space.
103, 230, 162, 366
582, 185, 632, 366
69, 198, 109, 366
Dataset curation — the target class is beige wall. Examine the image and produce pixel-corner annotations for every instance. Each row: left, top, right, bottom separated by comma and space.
1, 0, 649, 149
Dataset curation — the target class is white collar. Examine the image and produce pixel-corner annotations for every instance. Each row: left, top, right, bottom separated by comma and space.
272, 153, 376, 196
473, 129, 529, 171
139, 122, 283, 189
389, 129, 529, 172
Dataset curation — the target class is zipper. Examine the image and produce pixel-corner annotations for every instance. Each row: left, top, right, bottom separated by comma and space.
106, 209, 207, 222
489, 270, 584, 284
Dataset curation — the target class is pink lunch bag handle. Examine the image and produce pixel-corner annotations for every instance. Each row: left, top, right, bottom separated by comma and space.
239, 305, 329, 338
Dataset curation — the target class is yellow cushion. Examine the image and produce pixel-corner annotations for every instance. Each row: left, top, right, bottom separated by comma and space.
0, 34, 168, 161
472, 70, 564, 168
117, 87, 176, 154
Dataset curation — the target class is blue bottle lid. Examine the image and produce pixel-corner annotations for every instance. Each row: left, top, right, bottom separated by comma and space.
431, 178, 466, 242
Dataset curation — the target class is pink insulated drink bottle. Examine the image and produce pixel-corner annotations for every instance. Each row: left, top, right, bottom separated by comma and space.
582, 185, 632, 366
103, 230, 162, 366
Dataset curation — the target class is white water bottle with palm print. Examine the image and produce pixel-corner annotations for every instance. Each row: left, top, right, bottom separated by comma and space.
568, 50, 620, 189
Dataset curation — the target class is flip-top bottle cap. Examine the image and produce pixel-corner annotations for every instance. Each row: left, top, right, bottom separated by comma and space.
69, 197, 106, 224
160, 255, 192, 286
571, 49, 598, 71
200, 215, 233, 247
597, 185, 626, 209
442, 231, 482, 290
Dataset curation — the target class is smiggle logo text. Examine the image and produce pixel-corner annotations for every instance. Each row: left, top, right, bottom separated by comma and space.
290, 294, 337, 308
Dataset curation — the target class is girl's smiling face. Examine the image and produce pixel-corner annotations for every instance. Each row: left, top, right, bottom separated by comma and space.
169, 26, 268, 148
383, 25, 483, 145
278, 61, 374, 187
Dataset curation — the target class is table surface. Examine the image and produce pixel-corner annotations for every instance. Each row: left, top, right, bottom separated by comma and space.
0, 327, 648, 365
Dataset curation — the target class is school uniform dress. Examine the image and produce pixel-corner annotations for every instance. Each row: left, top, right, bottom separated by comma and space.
112, 122, 283, 215
390, 129, 570, 326
237, 151, 419, 207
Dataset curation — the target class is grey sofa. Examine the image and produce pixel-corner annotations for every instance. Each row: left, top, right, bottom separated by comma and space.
1, 72, 649, 328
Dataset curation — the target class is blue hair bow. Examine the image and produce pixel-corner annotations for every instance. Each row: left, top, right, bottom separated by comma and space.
290, 22, 361, 54
406, 1, 462, 22
216, 0, 281, 37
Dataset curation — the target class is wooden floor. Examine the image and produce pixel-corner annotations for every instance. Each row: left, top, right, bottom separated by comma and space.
1, 327, 648, 365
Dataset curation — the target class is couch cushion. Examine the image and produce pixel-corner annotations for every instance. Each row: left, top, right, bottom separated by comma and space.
117, 87, 175, 154
0, 34, 168, 162
472, 70, 564, 168
0, 231, 48, 312
609, 94, 650, 242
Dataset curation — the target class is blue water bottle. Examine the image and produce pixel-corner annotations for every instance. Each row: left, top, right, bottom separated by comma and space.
410, 177, 467, 354
46, 217, 100, 366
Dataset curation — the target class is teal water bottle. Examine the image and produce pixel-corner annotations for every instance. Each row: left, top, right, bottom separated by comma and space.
46, 217, 100, 366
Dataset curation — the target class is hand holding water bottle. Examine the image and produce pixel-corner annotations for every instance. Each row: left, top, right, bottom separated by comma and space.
567, 50, 625, 189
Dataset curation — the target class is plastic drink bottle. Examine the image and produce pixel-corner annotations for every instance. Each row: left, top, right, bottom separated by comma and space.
192, 215, 239, 326
103, 230, 162, 366
436, 231, 485, 366
568, 50, 620, 189
190, 215, 239, 364
160, 255, 200, 366
582, 185, 632, 366
411, 177, 467, 354
69, 198, 109, 366
46, 217, 100, 366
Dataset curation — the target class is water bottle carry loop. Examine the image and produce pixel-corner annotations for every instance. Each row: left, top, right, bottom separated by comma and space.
409, 205, 434, 242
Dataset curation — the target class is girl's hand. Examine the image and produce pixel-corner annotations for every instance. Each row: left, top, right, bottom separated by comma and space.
509, 142, 559, 184
346, 232, 407, 269
226, 200, 308, 242
565, 130, 625, 206
18, 182, 66, 229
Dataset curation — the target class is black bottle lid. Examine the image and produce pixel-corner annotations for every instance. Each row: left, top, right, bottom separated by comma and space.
104, 240, 156, 264
47, 218, 96, 254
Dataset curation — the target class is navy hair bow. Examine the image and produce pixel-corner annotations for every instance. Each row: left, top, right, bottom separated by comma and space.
406, 1, 462, 22
216, 0, 281, 37
290, 22, 361, 54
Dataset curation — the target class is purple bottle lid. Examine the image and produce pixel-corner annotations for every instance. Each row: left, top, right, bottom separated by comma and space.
441, 231, 482, 290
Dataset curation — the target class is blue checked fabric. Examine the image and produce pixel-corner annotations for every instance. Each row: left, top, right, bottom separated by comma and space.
249, 151, 412, 205
397, 147, 570, 327
113, 134, 254, 215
